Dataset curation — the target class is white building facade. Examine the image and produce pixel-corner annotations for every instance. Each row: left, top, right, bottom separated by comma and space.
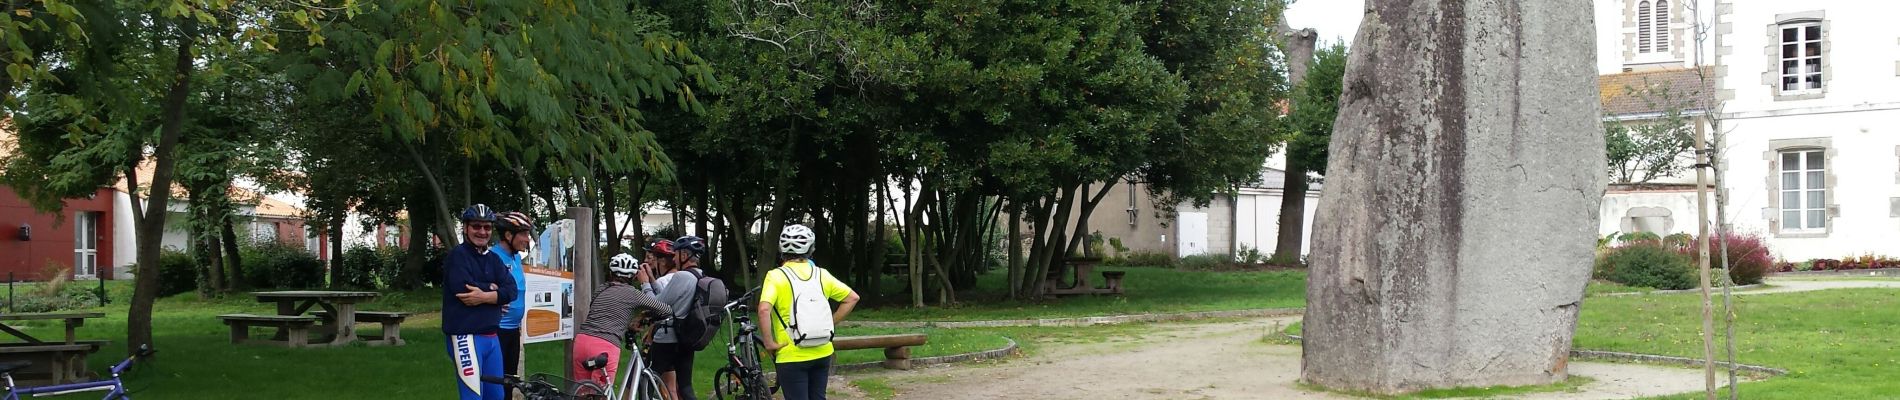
1594, 0, 1900, 261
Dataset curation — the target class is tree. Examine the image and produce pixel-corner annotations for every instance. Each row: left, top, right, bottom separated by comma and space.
1604, 81, 1696, 184
1272, 42, 1346, 264
282, 0, 715, 243
2, 0, 342, 355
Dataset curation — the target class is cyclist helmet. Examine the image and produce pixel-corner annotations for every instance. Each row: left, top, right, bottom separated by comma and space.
779, 224, 815, 255
460, 204, 497, 223
608, 254, 639, 278
672, 235, 707, 258
643, 239, 675, 257
496, 211, 535, 233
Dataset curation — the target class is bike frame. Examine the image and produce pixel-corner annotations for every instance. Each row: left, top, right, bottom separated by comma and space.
603, 332, 665, 400
4, 350, 142, 400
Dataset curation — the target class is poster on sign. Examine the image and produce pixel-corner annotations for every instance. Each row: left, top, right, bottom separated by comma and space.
523, 219, 577, 343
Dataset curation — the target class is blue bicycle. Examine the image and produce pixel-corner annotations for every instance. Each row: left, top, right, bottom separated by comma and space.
1, 346, 153, 400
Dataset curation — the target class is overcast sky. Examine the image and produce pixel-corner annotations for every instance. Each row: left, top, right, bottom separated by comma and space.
1283, 0, 1365, 47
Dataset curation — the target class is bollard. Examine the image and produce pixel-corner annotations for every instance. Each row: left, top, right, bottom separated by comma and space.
98, 276, 109, 306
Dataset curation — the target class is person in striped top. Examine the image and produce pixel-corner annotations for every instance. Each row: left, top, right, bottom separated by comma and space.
571, 253, 673, 388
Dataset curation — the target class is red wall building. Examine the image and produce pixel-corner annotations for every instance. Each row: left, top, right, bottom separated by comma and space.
0, 186, 116, 281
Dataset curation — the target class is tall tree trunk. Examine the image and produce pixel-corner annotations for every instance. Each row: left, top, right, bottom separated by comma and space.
604, 173, 620, 256
1026, 186, 1077, 297
1007, 202, 1023, 299
128, 22, 197, 355
206, 233, 224, 293
402, 193, 432, 289
401, 141, 460, 243
1272, 24, 1319, 264
329, 218, 345, 289
870, 185, 888, 303
756, 185, 789, 278
1274, 155, 1312, 262
221, 219, 243, 290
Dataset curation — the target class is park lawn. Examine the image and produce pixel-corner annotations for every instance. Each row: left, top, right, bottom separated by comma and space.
1574, 288, 1900, 399
11, 286, 1010, 399
851, 266, 1307, 322
1284, 287, 1900, 399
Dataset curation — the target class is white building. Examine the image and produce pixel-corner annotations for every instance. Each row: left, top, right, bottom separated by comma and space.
1593, 0, 1900, 261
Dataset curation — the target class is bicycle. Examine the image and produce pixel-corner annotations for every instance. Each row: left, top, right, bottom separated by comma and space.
2, 345, 154, 400
484, 317, 667, 400
712, 287, 772, 400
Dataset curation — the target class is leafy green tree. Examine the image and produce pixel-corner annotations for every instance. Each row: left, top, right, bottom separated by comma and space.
1605, 81, 1696, 184
1273, 42, 1345, 263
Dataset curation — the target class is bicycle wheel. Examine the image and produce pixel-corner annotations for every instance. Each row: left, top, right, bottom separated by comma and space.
634, 370, 668, 400
712, 367, 740, 400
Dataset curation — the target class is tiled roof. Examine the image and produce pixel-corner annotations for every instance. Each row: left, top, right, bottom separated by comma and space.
1599, 67, 1714, 117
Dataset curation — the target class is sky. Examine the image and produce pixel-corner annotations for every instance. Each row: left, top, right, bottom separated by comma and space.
1283, 0, 1365, 47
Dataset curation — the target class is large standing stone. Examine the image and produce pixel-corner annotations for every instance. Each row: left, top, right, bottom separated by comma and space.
1300, 0, 1606, 395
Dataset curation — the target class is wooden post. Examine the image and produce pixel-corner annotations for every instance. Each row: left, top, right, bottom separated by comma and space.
1693, 115, 1716, 399
567, 207, 596, 383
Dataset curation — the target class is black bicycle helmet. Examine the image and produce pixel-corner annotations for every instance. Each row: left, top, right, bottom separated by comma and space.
672, 235, 707, 258
460, 204, 497, 223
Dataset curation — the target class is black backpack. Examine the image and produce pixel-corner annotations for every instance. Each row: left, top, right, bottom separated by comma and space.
674, 268, 730, 351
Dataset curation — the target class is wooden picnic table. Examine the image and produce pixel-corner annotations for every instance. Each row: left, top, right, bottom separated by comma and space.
252, 291, 380, 345
0, 312, 104, 345
1042, 258, 1123, 296
0, 312, 106, 385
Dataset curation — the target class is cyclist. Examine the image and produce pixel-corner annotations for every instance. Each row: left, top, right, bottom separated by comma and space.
443, 204, 519, 400
640, 235, 708, 400
758, 224, 859, 400
494, 211, 536, 400
573, 254, 673, 389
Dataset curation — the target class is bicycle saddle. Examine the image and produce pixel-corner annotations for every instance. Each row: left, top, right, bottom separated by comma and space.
583, 353, 611, 371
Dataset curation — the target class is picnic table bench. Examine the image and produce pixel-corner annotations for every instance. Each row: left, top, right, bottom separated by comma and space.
833, 334, 928, 370
0, 312, 106, 385
1042, 258, 1126, 296
311, 310, 412, 346
224, 291, 381, 347
218, 314, 321, 348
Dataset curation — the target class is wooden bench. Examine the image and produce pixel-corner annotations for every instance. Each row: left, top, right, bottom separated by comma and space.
1100, 270, 1126, 294
219, 314, 320, 348
312, 311, 412, 346
833, 334, 928, 370
0, 342, 102, 385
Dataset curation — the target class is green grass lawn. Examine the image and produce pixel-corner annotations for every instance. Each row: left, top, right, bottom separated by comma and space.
851, 266, 1307, 322
1282, 286, 1900, 399
1585, 280, 1651, 296
1574, 288, 1900, 399
7, 284, 1009, 399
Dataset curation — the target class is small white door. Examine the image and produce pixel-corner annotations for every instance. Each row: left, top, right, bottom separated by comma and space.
1178, 212, 1209, 256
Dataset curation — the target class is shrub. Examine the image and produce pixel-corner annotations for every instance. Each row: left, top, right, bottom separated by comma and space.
1177, 254, 1232, 271
1596, 243, 1697, 290
337, 247, 385, 289
241, 241, 325, 289
1616, 231, 1662, 245
1235, 244, 1266, 265
1108, 251, 1173, 268
5, 273, 102, 313
157, 250, 198, 297
1662, 233, 1694, 250
1711, 232, 1772, 285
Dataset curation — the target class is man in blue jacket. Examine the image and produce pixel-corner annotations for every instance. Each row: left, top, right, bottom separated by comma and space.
493, 211, 536, 400
443, 204, 519, 400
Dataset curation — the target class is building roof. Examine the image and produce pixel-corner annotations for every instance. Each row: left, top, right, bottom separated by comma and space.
1599, 67, 1714, 118
1248, 167, 1324, 192
111, 160, 305, 218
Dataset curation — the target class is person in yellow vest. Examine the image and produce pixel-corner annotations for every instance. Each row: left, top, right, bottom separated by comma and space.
757, 224, 859, 400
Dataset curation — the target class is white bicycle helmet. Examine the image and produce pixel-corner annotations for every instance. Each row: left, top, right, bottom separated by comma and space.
779, 224, 815, 255
608, 254, 640, 277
